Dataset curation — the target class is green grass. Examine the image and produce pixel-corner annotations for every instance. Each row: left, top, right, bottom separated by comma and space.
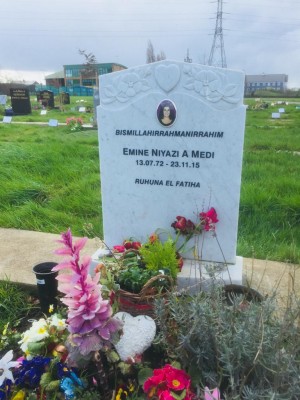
0, 98, 299, 263
0, 124, 102, 237
238, 100, 300, 263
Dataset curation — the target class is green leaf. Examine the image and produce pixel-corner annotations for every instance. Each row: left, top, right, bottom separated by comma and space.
171, 389, 186, 400
27, 341, 46, 354
138, 367, 153, 386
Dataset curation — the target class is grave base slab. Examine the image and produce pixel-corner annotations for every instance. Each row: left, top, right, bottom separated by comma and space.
176, 257, 243, 294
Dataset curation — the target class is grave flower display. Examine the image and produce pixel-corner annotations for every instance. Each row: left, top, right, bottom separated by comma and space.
65, 117, 83, 132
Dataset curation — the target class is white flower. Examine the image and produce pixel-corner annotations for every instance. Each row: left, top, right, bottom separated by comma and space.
49, 314, 67, 331
0, 350, 19, 385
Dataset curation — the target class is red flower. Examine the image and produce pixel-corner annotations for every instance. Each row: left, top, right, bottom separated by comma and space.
199, 207, 219, 231
123, 240, 142, 250
132, 241, 142, 250
159, 390, 175, 400
166, 370, 190, 391
171, 216, 196, 235
144, 365, 194, 400
113, 245, 126, 253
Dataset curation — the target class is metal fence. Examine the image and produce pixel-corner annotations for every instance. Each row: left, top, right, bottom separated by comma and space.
34, 85, 94, 96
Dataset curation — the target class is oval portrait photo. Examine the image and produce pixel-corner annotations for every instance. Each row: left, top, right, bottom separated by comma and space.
157, 99, 177, 127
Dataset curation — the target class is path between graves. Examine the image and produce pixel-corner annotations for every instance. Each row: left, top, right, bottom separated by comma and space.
0, 228, 299, 304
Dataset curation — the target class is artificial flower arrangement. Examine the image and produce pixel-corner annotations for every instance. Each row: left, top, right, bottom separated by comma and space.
100, 207, 219, 292
0, 208, 221, 400
65, 117, 83, 132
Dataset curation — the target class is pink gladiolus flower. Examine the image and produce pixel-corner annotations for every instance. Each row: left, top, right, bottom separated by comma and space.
55, 229, 122, 361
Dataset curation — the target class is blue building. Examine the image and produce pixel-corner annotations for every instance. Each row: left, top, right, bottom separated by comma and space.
245, 74, 288, 95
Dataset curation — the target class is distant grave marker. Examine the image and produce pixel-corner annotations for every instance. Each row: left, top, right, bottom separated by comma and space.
10, 88, 31, 115
278, 108, 285, 113
40, 110, 47, 115
48, 119, 58, 127
272, 113, 280, 119
3, 116, 12, 123
79, 107, 86, 112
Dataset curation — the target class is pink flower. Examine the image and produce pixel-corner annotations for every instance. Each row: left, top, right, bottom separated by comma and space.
144, 364, 194, 400
199, 207, 219, 231
55, 229, 122, 360
204, 387, 221, 400
113, 245, 125, 253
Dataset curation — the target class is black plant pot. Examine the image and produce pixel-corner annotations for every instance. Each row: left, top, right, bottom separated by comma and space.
33, 262, 58, 314
223, 284, 264, 305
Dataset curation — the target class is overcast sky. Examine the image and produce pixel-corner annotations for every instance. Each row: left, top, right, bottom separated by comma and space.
0, 0, 300, 87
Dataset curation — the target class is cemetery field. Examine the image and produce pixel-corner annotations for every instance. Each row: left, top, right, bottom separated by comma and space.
0, 95, 94, 124
0, 99, 299, 263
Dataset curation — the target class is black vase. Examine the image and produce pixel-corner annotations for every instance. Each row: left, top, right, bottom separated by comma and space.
33, 262, 58, 314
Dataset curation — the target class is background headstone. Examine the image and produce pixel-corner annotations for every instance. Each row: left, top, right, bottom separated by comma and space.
40, 110, 47, 115
79, 106, 86, 112
98, 61, 246, 264
0, 95, 7, 105
39, 90, 54, 108
93, 88, 100, 125
10, 88, 31, 115
278, 108, 285, 113
60, 92, 70, 105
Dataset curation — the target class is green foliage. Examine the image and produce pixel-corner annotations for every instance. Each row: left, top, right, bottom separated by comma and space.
116, 266, 159, 293
0, 279, 36, 350
155, 285, 300, 399
139, 239, 179, 279
0, 124, 102, 237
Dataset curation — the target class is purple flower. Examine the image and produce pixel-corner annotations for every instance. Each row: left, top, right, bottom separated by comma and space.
55, 230, 122, 361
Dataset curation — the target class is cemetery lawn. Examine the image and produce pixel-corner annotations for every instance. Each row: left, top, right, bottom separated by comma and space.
0, 99, 299, 263
0, 124, 102, 237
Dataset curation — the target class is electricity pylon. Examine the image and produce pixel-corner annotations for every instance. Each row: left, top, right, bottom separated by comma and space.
208, 0, 227, 68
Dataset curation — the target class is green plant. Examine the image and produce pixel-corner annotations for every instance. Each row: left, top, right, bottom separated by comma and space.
116, 266, 159, 293
155, 284, 300, 399
139, 238, 179, 279
0, 279, 38, 352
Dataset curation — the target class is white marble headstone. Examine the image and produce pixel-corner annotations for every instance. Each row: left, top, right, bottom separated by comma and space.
98, 61, 246, 264
278, 108, 285, 113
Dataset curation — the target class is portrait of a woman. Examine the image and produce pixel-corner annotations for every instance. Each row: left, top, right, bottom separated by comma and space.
157, 99, 176, 127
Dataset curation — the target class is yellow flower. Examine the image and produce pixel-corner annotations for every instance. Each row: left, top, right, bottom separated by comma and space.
12, 390, 26, 400
49, 304, 54, 313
